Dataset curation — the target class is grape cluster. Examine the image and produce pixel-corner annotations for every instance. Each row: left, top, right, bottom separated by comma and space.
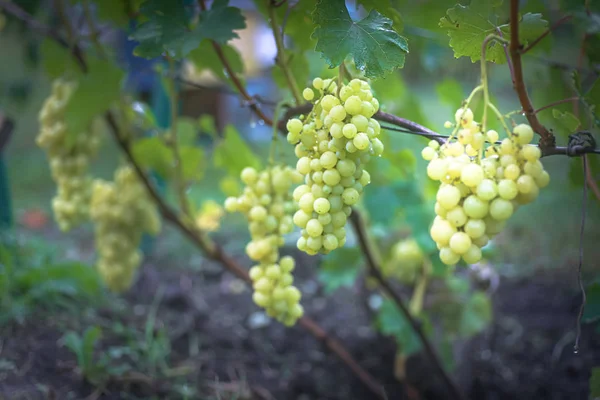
36, 79, 102, 231
383, 238, 425, 284
423, 108, 549, 265
224, 166, 305, 326
90, 166, 161, 292
286, 78, 383, 255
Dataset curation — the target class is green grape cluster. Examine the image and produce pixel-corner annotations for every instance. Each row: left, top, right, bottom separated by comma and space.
90, 166, 161, 292
383, 238, 425, 284
286, 78, 383, 255
423, 108, 549, 266
36, 79, 102, 231
224, 166, 305, 326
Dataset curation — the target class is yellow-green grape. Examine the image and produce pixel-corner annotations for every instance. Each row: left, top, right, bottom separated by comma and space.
90, 166, 161, 292
224, 166, 305, 325
422, 106, 550, 266
285, 78, 382, 255
36, 79, 103, 231
383, 238, 425, 284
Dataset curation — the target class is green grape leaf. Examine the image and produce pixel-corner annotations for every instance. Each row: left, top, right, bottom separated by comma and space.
131, 0, 245, 59
198, 114, 218, 137
188, 41, 244, 87
552, 109, 581, 133
175, 117, 198, 146
130, 0, 190, 58
251, 0, 316, 51
583, 281, 600, 322
40, 38, 82, 79
375, 299, 423, 356
459, 291, 492, 337
272, 50, 310, 92
436, 78, 465, 107
357, 0, 404, 32
285, 0, 318, 51
318, 247, 362, 293
94, 0, 130, 26
439, 5, 548, 63
213, 124, 262, 177
591, 367, 600, 397
312, 0, 409, 78
180, 145, 205, 181
131, 137, 173, 179
64, 58, 124, 142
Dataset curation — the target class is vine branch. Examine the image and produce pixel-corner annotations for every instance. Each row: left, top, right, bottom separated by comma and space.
509, 0, 555, 148
197, 0, 273, 126
520, 15, 573, 55
1, 1, 386, 397
349, 211, 464, 400
268, 0, 302, 104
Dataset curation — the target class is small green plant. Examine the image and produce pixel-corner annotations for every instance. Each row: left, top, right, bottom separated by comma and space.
0, 233, 101, 324
61, 326, 105, 384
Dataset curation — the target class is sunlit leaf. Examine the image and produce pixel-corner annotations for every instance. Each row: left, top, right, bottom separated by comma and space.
64, 58, 124, 142
552, 109, 581, 133
357, 0, 404, 32
312, 0, 409, 78
131, 137, 173, 179
439, 5, 548, 63
180, 145, 205, 181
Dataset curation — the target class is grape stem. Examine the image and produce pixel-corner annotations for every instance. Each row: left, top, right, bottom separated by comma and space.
166, 57, 193, 219
197, 0, 273, 126
268, 0, 302, 104
81, 0, 106, 59
509, 0, 556, 148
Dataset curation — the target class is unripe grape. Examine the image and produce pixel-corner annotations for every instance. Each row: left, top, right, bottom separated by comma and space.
489, 198, 514, 220
287, 118, 303, 134
449, 232, 472, 255
344, 96, 363, 115
314, 198, 331, 214
440, 247, 460, 265
302, 88, 314, 101
446, 205, 468, 227
422, 147, 437, 161
462, 244, 482, 264
486, 130, 499, 143
437, 185, 461, 210
430, 219, 456, 246
535, 170, 550, 188
476, 179, 498, 201
464, 218, 486, 238
463, 195, 489, 219
427, 158, 449, 181
513, 124, 534, 145
516, 174, 536, 194
498, 179, 518, 200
